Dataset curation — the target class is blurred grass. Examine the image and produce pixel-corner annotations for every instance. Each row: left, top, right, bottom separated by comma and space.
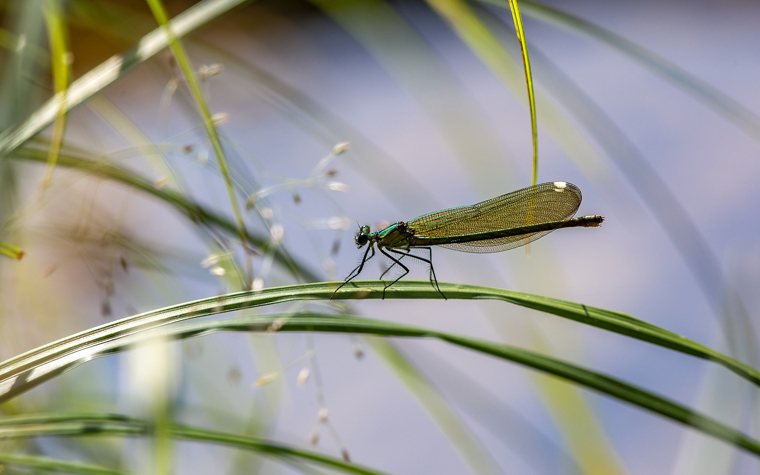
425, 0, 539, 184
0, 413, 387, 475
0, 453, 129, 475
40, 0, 70, 192
146, 0, 251, 283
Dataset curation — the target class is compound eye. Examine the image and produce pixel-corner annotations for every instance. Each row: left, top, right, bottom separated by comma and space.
356, 233, 368, 246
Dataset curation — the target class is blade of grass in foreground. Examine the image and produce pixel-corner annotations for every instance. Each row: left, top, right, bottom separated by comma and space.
2, 282, 760, 403
0, 414, 387, 475
4, 314, 760, 459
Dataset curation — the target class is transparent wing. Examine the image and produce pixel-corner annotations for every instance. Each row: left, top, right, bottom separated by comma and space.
408, 182, 582, 253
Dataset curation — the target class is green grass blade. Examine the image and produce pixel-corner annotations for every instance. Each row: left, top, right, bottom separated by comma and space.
0, 0, 250, 158
524, 46, 739, 322
0, 240, 24, 259
0, 414, 388, 475
0, 453, 129, 475
145, 0, 250, 261
5, 314, 760, 459
2, 281, 759, 400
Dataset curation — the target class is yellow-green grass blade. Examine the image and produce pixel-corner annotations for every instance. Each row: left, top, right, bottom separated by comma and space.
416, 0, 611, 185
524, 47, 738, 322
424, 0, 538, 184
0, 414, 388, 475
405, 344, 585, 473
527, 332, 625, 474
506, 0, 538, 185
145, 0, 249, 255
0, 240, 24, 260
4, 313, 760, 458
0, 453, 129, 475
0, 0, 250, 159
7, 147, 318, 282
40, 0, 70, 192
495, 0, 760, 147
86, 94, 184, 192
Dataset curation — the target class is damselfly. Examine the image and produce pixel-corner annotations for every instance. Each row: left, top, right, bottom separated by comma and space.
334, 181, 603, 298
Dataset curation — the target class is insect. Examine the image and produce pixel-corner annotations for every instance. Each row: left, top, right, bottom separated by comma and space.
334, 181, 604, 298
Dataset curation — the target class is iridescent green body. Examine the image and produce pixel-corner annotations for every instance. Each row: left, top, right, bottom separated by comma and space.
335, 181, 604, 298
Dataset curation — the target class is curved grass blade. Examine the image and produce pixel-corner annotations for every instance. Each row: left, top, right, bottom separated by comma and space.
507, 0, 538, 184
0, 0, 250, 158
0, 414, 388, 475
7, 147, 318, 282
522, 45, 738, 321
5, 314, 760, 458
85, 94, 184, 191
403, 0, 611, 185
474, 9, 759, 420
498, 0, 760, 146
0, 240, 24, 260
2, 281, 760, 401
146, 0, 250, 257
0, 453, 129, 475
424, 0, 538, 184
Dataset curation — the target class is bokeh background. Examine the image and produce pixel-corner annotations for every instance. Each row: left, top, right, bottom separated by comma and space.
1, 0, 760, 473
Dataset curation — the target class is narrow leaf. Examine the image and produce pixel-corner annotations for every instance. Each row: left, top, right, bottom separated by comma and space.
0, 240, 24, 260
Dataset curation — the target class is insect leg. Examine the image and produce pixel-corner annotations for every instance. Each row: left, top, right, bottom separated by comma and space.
389, 247, 446, 300
379, 248, 410, 280
379, 247, 410, 299
332, 244, 375, 298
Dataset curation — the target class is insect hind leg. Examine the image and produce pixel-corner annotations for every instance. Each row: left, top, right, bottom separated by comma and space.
389, 247, 446, 300
379, 249, 407, 280
379, 247, 410, 299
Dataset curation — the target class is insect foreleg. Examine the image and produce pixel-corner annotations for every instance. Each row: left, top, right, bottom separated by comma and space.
332, 244, 375, 298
